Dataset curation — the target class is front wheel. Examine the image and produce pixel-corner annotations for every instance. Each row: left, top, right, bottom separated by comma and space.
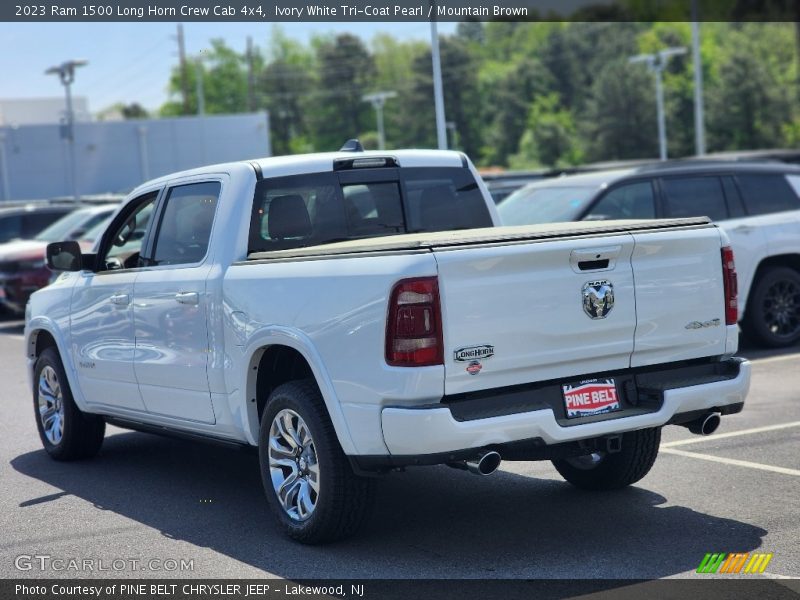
33, 347, 105, 460
742, 267, 800, 348
551, 428, 661, 490
258, 380, 374, 543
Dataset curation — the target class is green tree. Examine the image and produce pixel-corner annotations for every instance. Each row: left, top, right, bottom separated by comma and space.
161, 39, 250, 116
511, 93, 582, 168
583, 60, 658, 160
707, 24, 795, 151
259, 27, 315, 155
370, 34, 426, 150
480, 58, 553, 166
309, 34, 375, 151
402, 36, 483, 157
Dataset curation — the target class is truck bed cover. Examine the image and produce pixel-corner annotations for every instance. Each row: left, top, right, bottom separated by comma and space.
246, 217, 711, 261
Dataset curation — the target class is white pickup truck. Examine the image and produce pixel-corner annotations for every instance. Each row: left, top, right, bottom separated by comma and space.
26, 147, 750, 543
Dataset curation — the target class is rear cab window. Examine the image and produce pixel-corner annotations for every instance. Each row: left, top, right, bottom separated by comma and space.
248, 166, 492, 253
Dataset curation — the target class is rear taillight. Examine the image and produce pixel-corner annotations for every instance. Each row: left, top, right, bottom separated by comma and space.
385, 277, 443, 367
721, 246, 738, 325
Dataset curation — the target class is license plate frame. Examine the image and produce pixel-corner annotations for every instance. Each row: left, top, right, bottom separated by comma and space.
562, 378, 621, 419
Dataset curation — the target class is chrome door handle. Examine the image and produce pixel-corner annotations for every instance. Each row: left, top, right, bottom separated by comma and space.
732, 225, 753, 234
175, 291, 199, 305
109, 293, 130, 306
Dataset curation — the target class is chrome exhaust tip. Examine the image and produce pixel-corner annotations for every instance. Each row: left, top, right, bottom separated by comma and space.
687, 413, 721, 436
465, 451, 502, 476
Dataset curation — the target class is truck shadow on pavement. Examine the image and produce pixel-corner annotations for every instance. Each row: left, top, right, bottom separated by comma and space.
11, 431, 767, 579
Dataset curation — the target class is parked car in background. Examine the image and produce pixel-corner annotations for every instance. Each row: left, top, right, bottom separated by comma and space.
0, 204, 117, 314
0, 203, 79, 245
480, 170, 549, 204
498, 161, 800, 348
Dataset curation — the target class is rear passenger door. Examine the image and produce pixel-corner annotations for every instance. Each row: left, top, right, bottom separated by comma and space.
658, 174, 766, 308
729, 173, 800, 304
132, 180, 221, 424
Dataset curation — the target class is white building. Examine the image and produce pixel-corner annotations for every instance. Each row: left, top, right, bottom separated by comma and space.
0, 97, 91, 126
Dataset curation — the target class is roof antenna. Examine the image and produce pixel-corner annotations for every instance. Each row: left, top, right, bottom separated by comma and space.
339, 139, 364, 152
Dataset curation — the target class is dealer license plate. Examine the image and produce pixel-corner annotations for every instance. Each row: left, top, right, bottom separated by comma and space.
562, 378, 620, 419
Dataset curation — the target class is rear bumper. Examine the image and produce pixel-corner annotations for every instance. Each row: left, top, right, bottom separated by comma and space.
380, 358, 750, 457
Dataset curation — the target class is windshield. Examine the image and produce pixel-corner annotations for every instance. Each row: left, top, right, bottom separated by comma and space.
497, 185, 598, 225
34, 207, 115, 242
33, 209, 87, 241
81, 216, 113, 242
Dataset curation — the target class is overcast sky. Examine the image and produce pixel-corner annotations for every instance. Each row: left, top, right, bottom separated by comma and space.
0, 22, 457, 113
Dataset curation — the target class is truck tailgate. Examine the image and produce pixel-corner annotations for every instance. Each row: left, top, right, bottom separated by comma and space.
435, 234, 637, 396
630, 226, 728, 368
433, 221, 726, 396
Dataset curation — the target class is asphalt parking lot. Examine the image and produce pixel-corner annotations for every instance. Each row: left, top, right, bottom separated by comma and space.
0, 317, 798, 582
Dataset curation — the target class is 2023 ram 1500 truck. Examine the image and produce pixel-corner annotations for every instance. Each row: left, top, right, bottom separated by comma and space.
26, 148, 750, 543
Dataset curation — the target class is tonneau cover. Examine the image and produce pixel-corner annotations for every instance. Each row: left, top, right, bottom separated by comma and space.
246, 217, 711, 261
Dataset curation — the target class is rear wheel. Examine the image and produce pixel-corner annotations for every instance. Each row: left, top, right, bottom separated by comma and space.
258, 380, 374, 543
551, 428, 661, 490
743, 267, 800, 348
33, 347, 105, 460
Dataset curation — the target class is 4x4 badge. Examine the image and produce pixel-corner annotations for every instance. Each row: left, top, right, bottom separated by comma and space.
583, 280, 614, 319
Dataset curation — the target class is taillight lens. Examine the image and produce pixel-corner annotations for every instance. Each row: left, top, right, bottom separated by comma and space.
385, 277, 443, 367
721, 246, 738, 325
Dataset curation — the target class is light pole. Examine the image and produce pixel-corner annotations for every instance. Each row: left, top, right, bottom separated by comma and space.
45, 59, 87, 200
195, 56, 206, 116
362, 91, 397, 150
446, 121, 458, 150
629, 47, 686, 161
691, 0, 706, 155
430, 12, 447, 150
0, 131, 10, 201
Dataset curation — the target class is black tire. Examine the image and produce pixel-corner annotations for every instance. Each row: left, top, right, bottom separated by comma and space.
33, 347, 105, 461
258, 380, 374, 544
551, 427, 661, 491
742, 267, 800, 348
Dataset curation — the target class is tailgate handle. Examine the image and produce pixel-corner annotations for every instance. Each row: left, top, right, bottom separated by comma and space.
578, 258, 610, 271
570, 246, 621, 273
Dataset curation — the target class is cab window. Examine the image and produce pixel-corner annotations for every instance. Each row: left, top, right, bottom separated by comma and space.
737, 174, 800, 215
100, 193, 158, 271
661, 176, 728, 221
585, 181, 656, 220
150, 182, 220, 266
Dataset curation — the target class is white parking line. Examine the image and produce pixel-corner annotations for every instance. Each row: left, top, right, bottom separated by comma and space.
661, 447, 800, 477
662, 421, 800, 448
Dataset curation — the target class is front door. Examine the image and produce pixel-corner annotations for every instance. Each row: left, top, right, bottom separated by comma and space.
70, 192, 159, 412
132, 180, 220, 424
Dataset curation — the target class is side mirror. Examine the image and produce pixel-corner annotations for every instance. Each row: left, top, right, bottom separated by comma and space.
46, 241, 84, 272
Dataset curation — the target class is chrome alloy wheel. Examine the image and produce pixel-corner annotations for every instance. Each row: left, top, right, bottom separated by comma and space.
38, 365, 64, 445
268, 409, 319, 521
